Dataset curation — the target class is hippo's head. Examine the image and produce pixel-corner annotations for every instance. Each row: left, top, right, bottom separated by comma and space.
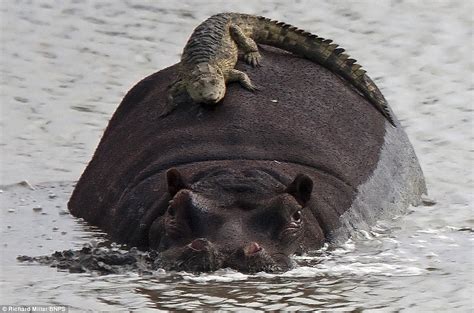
149, 168, 314, 273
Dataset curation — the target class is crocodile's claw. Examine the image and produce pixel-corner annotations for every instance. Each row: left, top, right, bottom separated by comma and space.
244, 83, 261, 91
244, 51, 262, 67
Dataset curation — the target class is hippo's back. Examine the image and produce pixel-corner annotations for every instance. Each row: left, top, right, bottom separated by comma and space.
68, 46, 425, 247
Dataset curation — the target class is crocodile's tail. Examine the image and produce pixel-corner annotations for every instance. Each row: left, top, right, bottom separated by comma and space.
244, 15, 395, 126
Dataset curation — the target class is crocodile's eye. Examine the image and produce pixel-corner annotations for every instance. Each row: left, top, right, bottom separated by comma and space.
292, 210, 302, 223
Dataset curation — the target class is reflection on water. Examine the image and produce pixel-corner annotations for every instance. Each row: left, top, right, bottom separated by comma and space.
1, 0, 472, 311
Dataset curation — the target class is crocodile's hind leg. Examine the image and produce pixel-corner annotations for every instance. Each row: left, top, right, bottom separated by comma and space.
229, 25, 262, 67
160, 79, 187, 117
225, 69, 259, 91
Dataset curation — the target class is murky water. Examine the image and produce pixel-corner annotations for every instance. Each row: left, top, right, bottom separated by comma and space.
1, 1, 472, 311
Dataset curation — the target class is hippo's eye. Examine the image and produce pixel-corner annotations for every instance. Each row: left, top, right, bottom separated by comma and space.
292, 210, 302, 223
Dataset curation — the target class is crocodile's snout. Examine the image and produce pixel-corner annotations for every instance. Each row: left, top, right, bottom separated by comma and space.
188, 76, 226, 105
200, 90, 224, 104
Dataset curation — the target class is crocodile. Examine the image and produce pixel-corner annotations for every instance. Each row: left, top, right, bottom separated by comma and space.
162, 12, 395, 126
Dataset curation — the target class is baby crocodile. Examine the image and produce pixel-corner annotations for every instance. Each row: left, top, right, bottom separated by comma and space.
162, 12, 395, 126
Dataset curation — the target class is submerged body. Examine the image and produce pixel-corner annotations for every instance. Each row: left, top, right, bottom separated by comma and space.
165, 13, 395, 125
69, 47, 425, 273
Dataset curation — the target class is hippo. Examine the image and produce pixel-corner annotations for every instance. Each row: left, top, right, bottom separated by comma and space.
68, 46, 426, 272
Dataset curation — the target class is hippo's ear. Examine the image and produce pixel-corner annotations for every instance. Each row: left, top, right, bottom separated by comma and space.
286, 174, 313, 206
166, 168, 188, 196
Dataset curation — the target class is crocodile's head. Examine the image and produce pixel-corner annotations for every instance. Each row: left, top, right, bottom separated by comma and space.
149, 168, 315, 273
187, 63, 226, 104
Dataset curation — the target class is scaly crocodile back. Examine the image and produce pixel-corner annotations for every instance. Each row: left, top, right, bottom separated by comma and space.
181, 13, 232, 66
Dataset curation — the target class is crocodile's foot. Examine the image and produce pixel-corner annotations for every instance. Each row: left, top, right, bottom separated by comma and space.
160, 79, 189, 117
243, 82, 260, 91
160, 91, 191, 117
244, 51, 262, 67
226, 69, 261, 92
159, 100, 178, 117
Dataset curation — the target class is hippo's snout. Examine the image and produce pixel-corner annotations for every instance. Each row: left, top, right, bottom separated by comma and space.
223, 242, 287, 273
159, 238, 289, 273
244, 242, 263, 256
160, 238, 223, 272
188, 238, 211, 252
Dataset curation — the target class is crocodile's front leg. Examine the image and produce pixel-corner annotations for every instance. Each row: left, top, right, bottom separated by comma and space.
229, 25, 262, 67
225, 69, 259, 91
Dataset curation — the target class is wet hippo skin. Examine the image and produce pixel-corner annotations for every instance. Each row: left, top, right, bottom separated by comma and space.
69, 46, 415, 272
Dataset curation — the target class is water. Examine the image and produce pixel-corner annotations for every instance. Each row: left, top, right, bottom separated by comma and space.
1, 0, 472, 311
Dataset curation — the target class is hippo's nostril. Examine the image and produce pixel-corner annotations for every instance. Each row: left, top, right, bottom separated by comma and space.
244, 242, 262, 256
189, 238, 209, 251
